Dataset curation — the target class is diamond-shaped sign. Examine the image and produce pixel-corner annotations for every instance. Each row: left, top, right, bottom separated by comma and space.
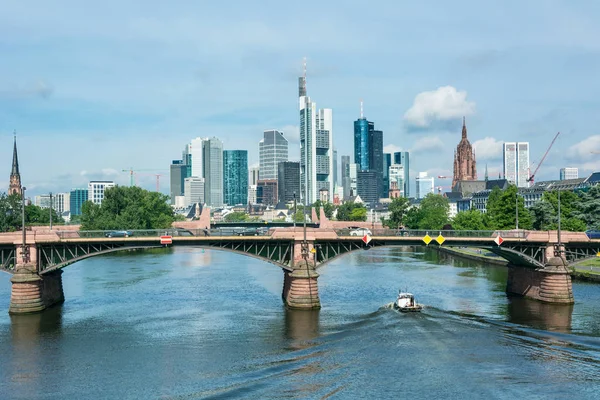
422, 234, 432, 245
310, 248, 316, 254
362, 234, 372, 245
436, 235, 445, 245
596, 251, 600, 258
494, 236, 504, 246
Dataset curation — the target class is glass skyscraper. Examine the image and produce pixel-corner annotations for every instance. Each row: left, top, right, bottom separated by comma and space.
503, 142, 530, 187
223, 150, 248, 206
354, 118, 374, 171
259, 130, 288, 180
69, 188, 88, 216
203, 137, 224, 207
393, 151, 410, 197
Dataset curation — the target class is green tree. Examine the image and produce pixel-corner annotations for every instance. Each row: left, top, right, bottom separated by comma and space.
531, 190, 586, 231
224, 211, 249, 223
452, 208, 488, 230
0, 193, 22, 231
80, 186, 175, 230
384, 196, 410, 228
416, 193, 450, 230
312, 200, 335, 219
337, 202, 367, 221
486, 185, 532, 230
403, 207, 422, 229
572, 186, 600, 229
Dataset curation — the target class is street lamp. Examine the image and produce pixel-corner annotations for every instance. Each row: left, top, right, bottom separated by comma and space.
49, 191, 53, 230
21, 186, 28, 264
557, 190, 562, 249
515, 190, 519, 230
293, 192, 297, 229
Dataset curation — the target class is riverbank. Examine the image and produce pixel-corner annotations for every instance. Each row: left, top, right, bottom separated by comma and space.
438, 247, 600, 283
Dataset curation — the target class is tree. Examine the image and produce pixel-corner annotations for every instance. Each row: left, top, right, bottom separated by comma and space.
384, 196, 410, 228
486, 185, 532, 230
337, 202, 367, 221
80, 186, 175, 230
224, 211, 249, 223
416, 193, 449, 230
572, 186, 600, 229
312, 200, 335, 219
531, 190, 586, 231
403, 207, 422, 229
0, 193, 22, 232
452, 208, 488, 230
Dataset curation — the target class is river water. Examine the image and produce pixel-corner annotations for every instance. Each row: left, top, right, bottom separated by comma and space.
1, 247, 599, 399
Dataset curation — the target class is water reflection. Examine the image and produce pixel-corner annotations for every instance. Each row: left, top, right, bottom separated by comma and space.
507, 296, 573, 333
10, 304, 63, 340
284, 309, 320, 348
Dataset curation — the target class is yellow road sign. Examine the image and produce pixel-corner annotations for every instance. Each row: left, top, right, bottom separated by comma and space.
422, 234, 432, 245
597, 252, 600, 257
310, 248, 316, 254
436, 235, 445, 245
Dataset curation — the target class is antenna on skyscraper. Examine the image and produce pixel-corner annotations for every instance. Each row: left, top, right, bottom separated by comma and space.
360, 99, 364, 119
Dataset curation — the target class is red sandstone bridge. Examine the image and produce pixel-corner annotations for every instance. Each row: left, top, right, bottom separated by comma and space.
2, 226, 599, 314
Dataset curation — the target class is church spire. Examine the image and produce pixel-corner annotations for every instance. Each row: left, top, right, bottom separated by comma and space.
485, 163, 488, 181
9, 131, 22, 196
462, 116, 467, 139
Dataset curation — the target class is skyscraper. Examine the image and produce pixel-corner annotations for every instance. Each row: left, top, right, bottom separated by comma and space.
190, 137, 205, 178
357, 171, 379, 206
416, 172, 434, 199
170, 160, 185, 205
341, 155, 351, 199
354, 117, 374, 171
503, 142, 530, 187
70, 188, 88, 216
259, 130, 288, 180
353, 103, 384, 202
278, 161, 300, 203
393, 151, 410, 198
203, 137, 224, 207
299, 60, 333, 204
452, 118, 477, 189
560, 167, 578, 180
369, 129, 384, 198
223, 150, 248, 206
383, 153, 391, 197
9, 134, 21, 196
184, 177, 205, 206
333, 149, 338, 187
388, 164, 405, 197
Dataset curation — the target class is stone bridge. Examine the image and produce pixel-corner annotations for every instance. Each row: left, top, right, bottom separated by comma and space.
2, 227, 599, 314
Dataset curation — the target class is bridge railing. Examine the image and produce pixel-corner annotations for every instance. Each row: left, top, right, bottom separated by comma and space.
56, 227, 274, 239
334, 228, 527, 239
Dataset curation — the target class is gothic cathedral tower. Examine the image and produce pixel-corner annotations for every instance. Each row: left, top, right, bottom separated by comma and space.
452, 117, 477, 189
9, 133, 22, 196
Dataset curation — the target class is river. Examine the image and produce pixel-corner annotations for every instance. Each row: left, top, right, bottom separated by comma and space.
1, 246, 599, 399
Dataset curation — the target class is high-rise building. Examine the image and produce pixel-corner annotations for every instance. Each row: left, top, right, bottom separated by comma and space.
388, 164, 405, 197
70, 189, 88, 216
341, 155, 351, 199
349, 163, 359, 197
184, 177, 205, 206
416, 172, 434, 199
503, 141, 530, 187
452, 118, 477, 189
9, 134, 21, 196
248, 185, 257, 205
393, 151, 410, 197
353, 104, 384, 202
354, 117, 374, 171
223, 150, 248, 206
35, 193, 69, 214
256, 179, 278, 206
248, 166, 260, 185
203, 137, 224, 207
383, 153, 391, 197
357, 171, 379, 206
299, 61, 333, 205
190, 137, 205, 178
333, 149, 338, 186
560, 167, 579, 180
278, 161, 300, 203
170, 160, 185, 205
88, 181, 115, 205
259, 130, 288, 180
369, 129, 384, 198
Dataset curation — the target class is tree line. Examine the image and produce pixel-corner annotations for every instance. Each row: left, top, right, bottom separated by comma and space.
0, 192, 64, 231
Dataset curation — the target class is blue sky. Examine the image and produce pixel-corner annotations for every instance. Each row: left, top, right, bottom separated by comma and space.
2, 0, 600, 196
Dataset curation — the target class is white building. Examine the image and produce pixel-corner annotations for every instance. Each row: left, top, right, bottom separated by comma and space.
388, 164, 405, 197
189, 137, 204, 178
416, 172, 434, 199
349, 163, 358, 196
503, 142, 530, 187
184, 177, 205, 207
560, 167, 578, 180
299, 64, 333, 204
203, 137, 223, 207
88, 181, 115, 205
248, 185, 257, 204
259, 130, 288, 180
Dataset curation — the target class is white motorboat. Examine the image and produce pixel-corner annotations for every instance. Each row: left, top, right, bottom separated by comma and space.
394, 291, 423, 312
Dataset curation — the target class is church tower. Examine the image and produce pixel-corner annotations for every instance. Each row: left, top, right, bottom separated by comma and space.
9, 132, 22, 196
452, 118, 477, 189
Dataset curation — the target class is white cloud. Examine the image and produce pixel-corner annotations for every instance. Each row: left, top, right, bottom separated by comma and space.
281, 125, 300, 143
410, 136, 444, 153
403, 86, 475, 128
383, 144, 403, 154
472, 137, 503, 161
567, 135, 600, 162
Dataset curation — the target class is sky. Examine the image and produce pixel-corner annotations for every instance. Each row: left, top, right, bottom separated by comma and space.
2, 0, 600, 197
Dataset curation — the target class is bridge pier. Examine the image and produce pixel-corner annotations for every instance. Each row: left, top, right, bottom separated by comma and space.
9, 245, 65, 315
506, 245, 574, 304
282, 240, 321, 310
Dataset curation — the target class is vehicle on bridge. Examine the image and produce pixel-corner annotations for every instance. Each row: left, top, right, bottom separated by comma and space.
105, 230, 133, 238
350, 228, 372, 237
586, 230, 600, 239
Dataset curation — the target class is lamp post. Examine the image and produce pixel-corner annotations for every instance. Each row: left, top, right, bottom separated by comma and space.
49, 191, 53, 230
557, 190, 562, 249
21, 186, 28, 264
515, 190, 519, 230
293, 192, 297, 229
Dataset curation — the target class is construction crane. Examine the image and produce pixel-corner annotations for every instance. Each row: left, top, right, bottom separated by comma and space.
122, 168, 167, 191
135, 173, 164, 192
527, 132, 561, 184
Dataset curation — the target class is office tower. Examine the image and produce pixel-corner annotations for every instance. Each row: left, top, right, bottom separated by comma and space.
54, 192, 70, 214
259, 130, 288, 180
393, 151, 410, 197
383, 153, 391, 197
388, 164, 405, 197
88, 181, 115, 205
416, 172, 434, 199
248, 185, 258, 204
299, 60, 333, 205
353, 102, 383, 202
349, 163, 358, 196
203, 137, 224, 207
278, 161, 300, 203
256, 180, 278, 206
184, 177, 205, 207
357, 171, 379, 206
341, 155, 351, 199
369, 129, 384, 198
452, 118, 477, 189
170, 160, 185, 205
560, 167, 578, 180
190, 137, 205, 178
354, 117, 374, 171
503, 141, 530, 187
223, 150, 248, 206
333, 149, 338, 186
248, 166, 260, 186
70, 189, 88, 216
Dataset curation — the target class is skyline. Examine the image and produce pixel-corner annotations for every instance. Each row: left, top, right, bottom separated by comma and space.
2, 1, 600, 196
